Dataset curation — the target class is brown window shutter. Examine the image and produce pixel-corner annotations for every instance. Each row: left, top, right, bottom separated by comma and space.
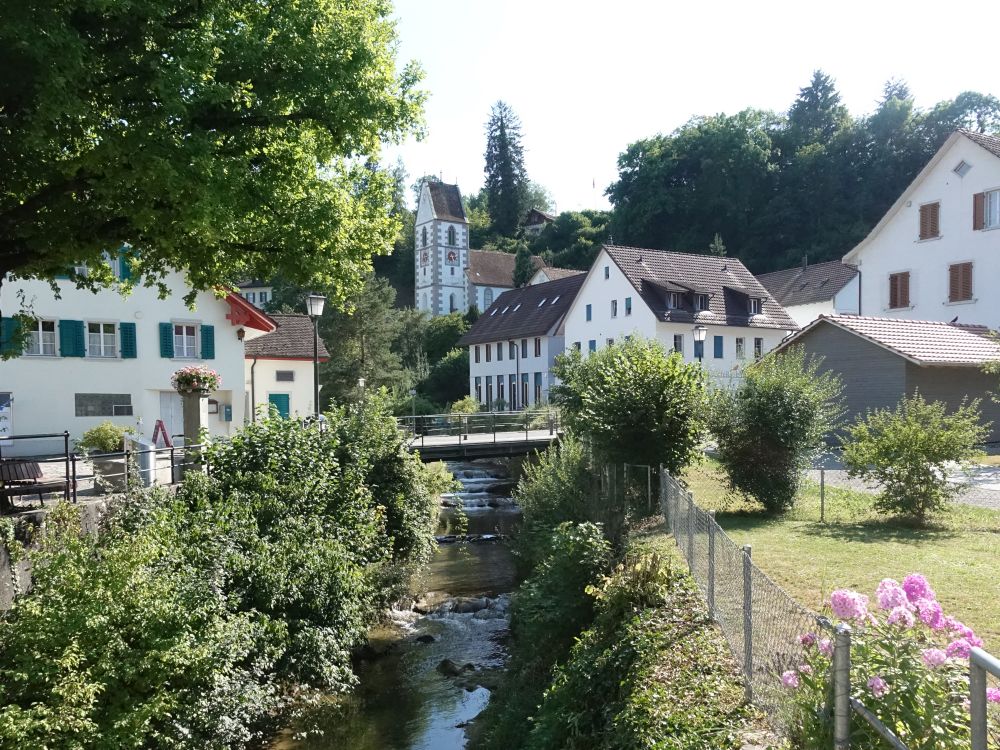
901, 272, 910, 307
963, 263, 972, 300
949, 264, 960, 302
889, 273, 908, 309
919, 202, 940, 240
973, 193, 986, 230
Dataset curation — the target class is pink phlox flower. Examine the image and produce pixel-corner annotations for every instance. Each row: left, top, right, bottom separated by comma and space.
781, 670, 800, 689
799, 632, 817, 647
902, 574, 935, 604
946, 638, 973, 659
987, 687, 1000, 704
875, 579, 908, 611
887, 606, 915, 628
921, 648, 947, 669
915, 599, 945, 630
818, 638, 833, 658
798, 664, 813, 675
867, 675, 889, 699
830, 589, 869, 622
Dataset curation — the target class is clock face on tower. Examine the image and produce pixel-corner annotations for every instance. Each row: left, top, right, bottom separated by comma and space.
446, 250, 458, 265
420, 250, 429, 266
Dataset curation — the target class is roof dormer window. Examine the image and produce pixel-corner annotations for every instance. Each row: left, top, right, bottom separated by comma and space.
695, 294, 709, 311
748, 297, 762, 316
667, 292, 681, 309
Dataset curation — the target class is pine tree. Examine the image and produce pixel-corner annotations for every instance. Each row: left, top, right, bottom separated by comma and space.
512, 245, 534, 287
484, 101, 529, 237
708, 233, 726, 256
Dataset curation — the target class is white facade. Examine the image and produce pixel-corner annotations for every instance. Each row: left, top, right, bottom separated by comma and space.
245, 358, 317, 420
845, 132, 1000, 326
471, 284, 508, 313
239, 284, 274, 309
414, 183, 470, 317
0, 272, 271, 455
781, 275, 860, 328
563, 249, 791, 385
467, 335, 563, 409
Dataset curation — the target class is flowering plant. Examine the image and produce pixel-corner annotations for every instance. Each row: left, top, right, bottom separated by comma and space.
784, 573, 999, 750
171, 365, 221, 393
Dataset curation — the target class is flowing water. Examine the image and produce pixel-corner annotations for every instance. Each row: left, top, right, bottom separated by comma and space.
276, 460, 520, 750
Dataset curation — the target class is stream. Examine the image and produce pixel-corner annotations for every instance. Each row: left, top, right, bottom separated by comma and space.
276, 460, 520, 750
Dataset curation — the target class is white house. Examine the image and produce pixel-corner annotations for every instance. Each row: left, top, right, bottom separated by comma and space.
244, 314, 329, 419
458, 274, 586, 409
757, 259, 859, 328
413, 180, 545, 316
563, 245, 798, 383
0, 261, 275, 455
237, 280, 274, 309
843, 129, 1000, 326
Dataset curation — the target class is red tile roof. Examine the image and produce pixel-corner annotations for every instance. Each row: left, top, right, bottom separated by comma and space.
244, 314, 330, 360
775, 315, 1000, 366
466, 249, 545, 288
757, 260, 858, 308
961, 129, 1000, 159
426, 182, 467, 222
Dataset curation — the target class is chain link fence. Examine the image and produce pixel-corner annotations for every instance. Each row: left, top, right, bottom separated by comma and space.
659, 466, 818, 716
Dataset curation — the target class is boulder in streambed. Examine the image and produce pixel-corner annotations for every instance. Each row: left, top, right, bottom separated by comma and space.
436, 659, 475, 677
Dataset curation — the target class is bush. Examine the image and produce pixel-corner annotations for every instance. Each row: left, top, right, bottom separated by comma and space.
450, 395, 481, 414
76, 420, 133, 454
420, 347, 469, 405
551, 337, 707, 473
841, 393, 988, 522
709, 346, 843, 513
785, 574, 994, 750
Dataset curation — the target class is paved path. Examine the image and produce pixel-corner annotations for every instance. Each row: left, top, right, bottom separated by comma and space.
806, 453, 1000, 511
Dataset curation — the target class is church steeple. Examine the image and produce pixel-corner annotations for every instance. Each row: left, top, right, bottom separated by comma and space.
414, 181, 470, 317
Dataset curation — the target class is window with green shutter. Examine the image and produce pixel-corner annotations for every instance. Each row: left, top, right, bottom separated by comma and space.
118, 246, 133, 281
1, 317, 22, 357
58, 320, 85, 357
159, 322, 174, 358
200, 325, 215, 359
119, 322, 137, 358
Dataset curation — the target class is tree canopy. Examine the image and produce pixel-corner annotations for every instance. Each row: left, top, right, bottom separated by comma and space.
484, 100, 529, 237
0, 0, 424, 304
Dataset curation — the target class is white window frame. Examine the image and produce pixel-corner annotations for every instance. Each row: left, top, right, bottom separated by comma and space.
667, 292, 680, 309
695, 294, 709, 311
86, 321, 118, 359
259, 291, 269, 305
986, 188, 1000, 230
748, 298, 762, 315
735, 337, 746, 360
25, 319, 57, 356
173, 322, 199, 359
611, 299, 618, 318
754, 337, 764, 359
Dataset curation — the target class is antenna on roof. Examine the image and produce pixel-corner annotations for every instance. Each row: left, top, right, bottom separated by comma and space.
802, 254, 808, 269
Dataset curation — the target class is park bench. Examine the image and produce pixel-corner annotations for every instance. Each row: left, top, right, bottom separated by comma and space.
0, 460, 66, 513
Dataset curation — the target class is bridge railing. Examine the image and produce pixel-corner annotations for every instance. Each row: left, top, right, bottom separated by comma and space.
397, 408, 561, 447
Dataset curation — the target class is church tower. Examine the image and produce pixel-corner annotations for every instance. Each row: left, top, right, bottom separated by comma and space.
414, 181, 470, 316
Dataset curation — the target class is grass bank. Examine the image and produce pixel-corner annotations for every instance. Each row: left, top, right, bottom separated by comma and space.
659, 460, 1000, 648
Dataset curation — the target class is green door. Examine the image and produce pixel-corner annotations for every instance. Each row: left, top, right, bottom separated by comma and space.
268, 393, 290, 419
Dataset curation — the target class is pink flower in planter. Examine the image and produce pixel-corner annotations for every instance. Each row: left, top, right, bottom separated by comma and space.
902, 574, 935, 604
875, 579, 908, 610
830, 589, 869, 622
867, 675, 889, 699
921, 648, 948, 669
781, 670, 800, 689
887, 606, 915, 628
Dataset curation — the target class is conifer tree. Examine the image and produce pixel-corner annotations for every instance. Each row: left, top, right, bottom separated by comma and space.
512, 245, 535, 287
484, 101, 529, 237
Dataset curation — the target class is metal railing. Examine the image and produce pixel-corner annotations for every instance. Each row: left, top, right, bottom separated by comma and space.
659, 467, 1000, 747
397, 409, 561, 448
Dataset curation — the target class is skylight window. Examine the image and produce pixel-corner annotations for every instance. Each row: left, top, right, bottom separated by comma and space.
513, 303, 521, 311
501, 306, 510, 314
954, 160, 972, 178
490, 309, 497, 316
538, 298, 547, 307
551, 296, 560, 304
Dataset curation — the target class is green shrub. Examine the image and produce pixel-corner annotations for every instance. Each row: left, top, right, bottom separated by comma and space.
450, 395, 481, 414
76, 420, 133, 454
472, 522, 612, 750
551, 337, 707, 473
708, 346, 843, 513
420, 347, 469, 405
841, 393, 988, 522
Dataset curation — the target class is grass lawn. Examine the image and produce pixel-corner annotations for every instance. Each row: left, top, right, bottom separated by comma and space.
649, 460, 1000, 650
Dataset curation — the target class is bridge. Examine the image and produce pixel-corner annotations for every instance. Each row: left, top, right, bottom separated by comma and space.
397, 410, 562, 461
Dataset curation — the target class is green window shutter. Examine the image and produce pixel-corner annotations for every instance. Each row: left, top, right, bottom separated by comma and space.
1, 317, 22, 357
200, 324, 215, 359
59, 320, 85, 357
119, 322, 137, 358
159, 322, 174, 358
118, 247, 133, 281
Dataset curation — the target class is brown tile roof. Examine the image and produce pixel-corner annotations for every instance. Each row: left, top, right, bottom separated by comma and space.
776, 315, 1000, 366
427, 182, 467, 222
604, 245, 798, 330
534, 267, 585, 282
466, 249, 545, 288
458, 275, 586, 346
525, 208, 556, 224
757, 260, 858, 308
961, 129, 1000, 159
244, 314, 330, 360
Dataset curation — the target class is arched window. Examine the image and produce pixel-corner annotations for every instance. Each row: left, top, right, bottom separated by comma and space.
447, 226, 456, 245
449, 293, 456, 312
421, 226, 427, 246
484, 288, 494, 306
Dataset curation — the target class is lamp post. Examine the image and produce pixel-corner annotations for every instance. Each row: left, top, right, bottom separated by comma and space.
692, 324, 707, 364
409, 387, 417, 437
306, 293, 326, 418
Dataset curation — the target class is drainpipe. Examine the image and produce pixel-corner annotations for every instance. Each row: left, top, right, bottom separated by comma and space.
857, 268, 862, 316
250, 357, 258, 422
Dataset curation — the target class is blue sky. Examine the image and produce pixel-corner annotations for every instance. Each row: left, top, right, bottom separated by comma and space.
384, 0, 999, 212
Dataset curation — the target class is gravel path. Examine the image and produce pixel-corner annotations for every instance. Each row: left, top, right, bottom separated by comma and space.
805, 467, 1000, 512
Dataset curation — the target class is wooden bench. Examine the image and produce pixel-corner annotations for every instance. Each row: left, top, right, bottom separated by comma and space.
0, 460, 66, 513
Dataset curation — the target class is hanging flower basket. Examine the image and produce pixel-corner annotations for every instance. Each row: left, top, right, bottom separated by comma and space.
172, 365, 221, 394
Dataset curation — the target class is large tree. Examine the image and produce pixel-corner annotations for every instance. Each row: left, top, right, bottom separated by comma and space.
484, 100, 529, 237
0, 0, 424, 304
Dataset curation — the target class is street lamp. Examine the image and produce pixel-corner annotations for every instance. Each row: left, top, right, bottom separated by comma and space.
692, 325, 707, 364
306, 293, 326, 418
